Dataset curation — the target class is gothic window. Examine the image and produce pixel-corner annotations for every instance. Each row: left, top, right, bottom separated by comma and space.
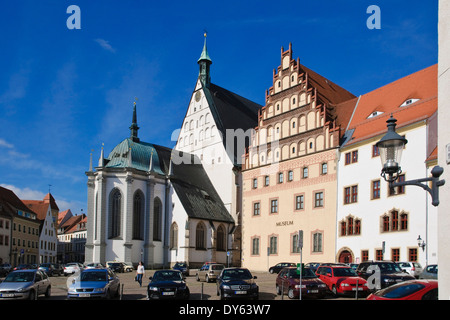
312, 232, 323, 252
170, 222, 178, 249
196, 222, 206, 250
108, 188, 122, 239
216, 224, 226, 251
132, 190, 145, 240
153, 197, 162, 241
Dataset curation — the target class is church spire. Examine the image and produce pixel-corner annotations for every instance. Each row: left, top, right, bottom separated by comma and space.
129, 99, 140, 142
197, 32, 212, 87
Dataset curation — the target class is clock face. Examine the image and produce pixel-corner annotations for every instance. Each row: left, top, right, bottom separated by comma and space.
195, 91, 201, 102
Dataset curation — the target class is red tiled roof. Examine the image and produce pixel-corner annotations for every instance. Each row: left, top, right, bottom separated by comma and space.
343, 64, 437, 146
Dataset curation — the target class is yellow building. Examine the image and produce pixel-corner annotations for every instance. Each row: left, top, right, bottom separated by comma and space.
241, 44, 355, 271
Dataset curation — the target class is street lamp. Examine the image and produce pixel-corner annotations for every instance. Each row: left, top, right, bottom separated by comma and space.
376, 115, 445, 206
417, 235, 426, 252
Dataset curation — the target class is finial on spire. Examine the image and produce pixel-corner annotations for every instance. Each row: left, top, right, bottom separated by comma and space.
130, 99, 140, 142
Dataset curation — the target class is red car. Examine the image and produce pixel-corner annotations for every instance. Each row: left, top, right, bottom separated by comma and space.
367, 279, 438, 300
316, 265, 369, 296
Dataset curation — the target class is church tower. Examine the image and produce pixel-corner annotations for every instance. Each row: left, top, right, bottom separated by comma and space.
198, 33, 212, 87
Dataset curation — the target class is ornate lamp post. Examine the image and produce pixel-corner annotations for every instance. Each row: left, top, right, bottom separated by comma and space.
417, 235, 426, 252
376, 115, 445, 206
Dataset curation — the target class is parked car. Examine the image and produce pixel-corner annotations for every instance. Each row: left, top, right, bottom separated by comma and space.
356, 261, 415, 290
419, 264, 438, 280
39, 263, 61, 276
216, 267, 259, 300
367, 279, 438, 300
67, 268, 120, 299
349, 263, 359, 271
108, 262, 124, 273
147, 269, 190, 300
276, 267, 327, 299
64, 262, 84, 276
196, 263, 224, 282
85, 262, 105, 269
315, 265, 369, 296
54, 263, 64, 275
122, 262, 134, 272
269, 262, 296, 274
397, 262, 423, 278
0, 269, 51, 300
0, 263, 11, 276
173, 262, 189, 276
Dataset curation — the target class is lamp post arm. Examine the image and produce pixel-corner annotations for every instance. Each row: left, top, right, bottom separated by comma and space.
389, 166, 445, 207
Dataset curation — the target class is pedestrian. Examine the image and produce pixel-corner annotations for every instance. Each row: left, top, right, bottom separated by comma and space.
136, 261, 145, 287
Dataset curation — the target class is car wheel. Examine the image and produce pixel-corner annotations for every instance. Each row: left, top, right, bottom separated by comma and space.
269, 269, 274, 274
28, 290, 36, 300
196, 274, 200, 281
206, 275, 210, 283
276, 285, 281, 295
288, 288, 295, 299
45, 286, 51, 298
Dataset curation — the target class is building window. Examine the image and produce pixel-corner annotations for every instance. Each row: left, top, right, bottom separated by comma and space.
252, 237, 260, 255
391, 248, 400, 262
344, 185, 358, 204
253, 202, 260, 216
278, 172, 284, 184
288, 170, 294, 181
295, 195, 304, 210
153, 197, 162, 241
302, 167, 308, 179
382, 216, 390, 232
252, 178, 258, 189
196, 222, 206, 250
340, 221, 347, 236
372, 180, 381, 199
355, 219, 361, 235
216, 225, 226, 251
321, 163, 328, 175
391, 210, 399, 231
269, 236, 278, 254
408, 248, 418, 262
108, 188, 122, 239
264, 176, 270, 186
400, 213, 408, 230
314, 192, 324, 208
270, 199, 278, 214
345, 150, 358, 165
348, 217, 354, 235
389, 174, 406, 196
292, 233, 300, 253
312, 232, 323, 252
132, 191, 144, 240
376, 249, 383, 260
361, 250, 369, 262
372, 145, 380, 157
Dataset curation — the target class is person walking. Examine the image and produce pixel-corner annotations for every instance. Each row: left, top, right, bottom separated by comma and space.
136, 261, 145, 287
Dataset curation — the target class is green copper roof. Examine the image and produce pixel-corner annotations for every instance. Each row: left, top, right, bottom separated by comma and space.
104, 138, 165, 175
197, 36, 212, 63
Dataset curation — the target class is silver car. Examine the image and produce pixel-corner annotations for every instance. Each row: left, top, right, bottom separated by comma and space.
0, 269, 51, 300
397, 262, 423, 278
419, 264, 438, 279
67, 268, 120, 299
196, 263, 225, 282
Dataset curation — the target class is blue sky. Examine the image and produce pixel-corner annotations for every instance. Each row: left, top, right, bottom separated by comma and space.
0, 0, 438, 214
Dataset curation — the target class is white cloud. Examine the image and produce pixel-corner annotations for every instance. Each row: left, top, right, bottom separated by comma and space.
0, 138, 14, 149
0, 184, 46, 200
94, 38, 116, 53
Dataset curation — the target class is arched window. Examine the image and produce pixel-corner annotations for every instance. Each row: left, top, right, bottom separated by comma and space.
109, 188, 122, 239
132, 190, 144, 240
216, 225, 226, 251
196, 222, 206, 250
170, 222, 178, 249
153, 197, 162, 241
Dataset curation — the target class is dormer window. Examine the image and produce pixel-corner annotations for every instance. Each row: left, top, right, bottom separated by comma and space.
400, 98, 419, 107
367, 111, 384, 119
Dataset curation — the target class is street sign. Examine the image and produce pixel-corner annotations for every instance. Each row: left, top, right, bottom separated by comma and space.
298, 230, 303, 249
296, 263, 304, 275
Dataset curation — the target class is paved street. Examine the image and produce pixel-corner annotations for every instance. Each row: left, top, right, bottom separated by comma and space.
1, 269, 362, 300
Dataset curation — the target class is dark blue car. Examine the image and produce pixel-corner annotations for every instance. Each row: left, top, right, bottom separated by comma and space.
147, 270, 190, 300
216, 267, 259, 300
172, 262, 189, 276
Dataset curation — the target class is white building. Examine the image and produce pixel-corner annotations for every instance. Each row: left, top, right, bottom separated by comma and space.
336, 65, 438, 268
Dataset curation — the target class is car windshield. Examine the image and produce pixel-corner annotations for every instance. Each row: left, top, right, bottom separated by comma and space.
4, 272, 34, 282
211, 265, 224, 271
287, 268, 317, 279
333, 268, 358, 277
110, 263, 121, 267
222, 269, 252, 280
152, 271, 183, 281
174, 263, 186, 268
80, 271, 107, 282
376, 283, 425, 298
378, 263, 402, 273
